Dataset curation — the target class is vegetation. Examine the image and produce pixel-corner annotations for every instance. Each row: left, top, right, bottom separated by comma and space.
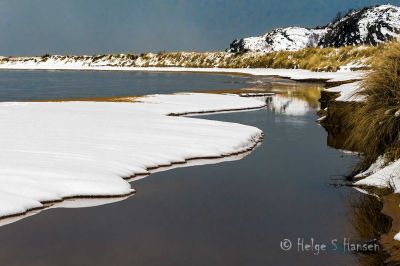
343, 41, 400, 170
230, 45, 378, 71
130, 44, 380, 71
1, 44, 381, 72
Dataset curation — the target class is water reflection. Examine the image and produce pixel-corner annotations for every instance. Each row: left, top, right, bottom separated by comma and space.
0, 73, 385, 265
347, 189, 392, 265
0, 107, 360, 266
265, 85, 322, 116
203, 81, 323, 116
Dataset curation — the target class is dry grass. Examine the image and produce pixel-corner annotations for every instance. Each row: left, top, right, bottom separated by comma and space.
245, 45, 379, 71
343, 41, 400, 170
132, 45, 380, 72
245, 46, 355, 71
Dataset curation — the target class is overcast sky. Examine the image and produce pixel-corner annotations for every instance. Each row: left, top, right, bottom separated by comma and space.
0, 0, 399, 55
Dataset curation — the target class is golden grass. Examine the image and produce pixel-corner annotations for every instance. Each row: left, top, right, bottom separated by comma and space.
343, 41, 400, 170
136, 45, 380, 72
244, 45, 380, 71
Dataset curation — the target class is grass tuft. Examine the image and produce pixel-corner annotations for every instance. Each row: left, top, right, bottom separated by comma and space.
343, 41, 400, 170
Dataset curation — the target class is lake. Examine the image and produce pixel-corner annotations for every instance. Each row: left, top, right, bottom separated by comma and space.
0, 70, 249, 101
0, 70, 379, 265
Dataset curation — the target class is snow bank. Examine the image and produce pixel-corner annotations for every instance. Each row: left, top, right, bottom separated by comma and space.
355, 157, 400, 242
0, 93, 264, 219
355, 158, 400, 192
137, 93, 265, 115
325, 82, 364, 102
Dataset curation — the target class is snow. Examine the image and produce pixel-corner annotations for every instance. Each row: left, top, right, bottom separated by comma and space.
357, 4, 400, 42
230, 4, 400, 52
239, 36, 269, 53
339, 59, 368, 71
355, 156, 386, 179
354, 156, 400, 242
137, 93, 266, 115
355, 158, 400, 191
0, 93, 264, 219
0, 57, 364, 83
353, 156, 400, 242
325, 82, 365, 102
237, 27, 326, 53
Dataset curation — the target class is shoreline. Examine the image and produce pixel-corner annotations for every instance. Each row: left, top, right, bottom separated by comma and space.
319, 82, 400, 262
0, 68, 344, 223
0, 131, 264, 226
0, 92, 266, 224
2, 67, 395, 261
0, 65, 365, 83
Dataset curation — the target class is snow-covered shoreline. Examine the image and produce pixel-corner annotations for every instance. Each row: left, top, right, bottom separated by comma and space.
325, 82, 363, 102
0, 62, 368, 226
322, 82, 400, 194
0, 57, 365, 83
0, 93, 265, 222
323, 77, 400, 243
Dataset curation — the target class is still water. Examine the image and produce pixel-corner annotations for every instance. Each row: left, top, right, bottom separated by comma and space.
0, 70, 374, 265
0, 70, 249, 101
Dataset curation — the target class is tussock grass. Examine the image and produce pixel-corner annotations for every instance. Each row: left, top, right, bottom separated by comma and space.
343, 41, 400, 170
133, 45, 380, 71
245, 45, 379, 71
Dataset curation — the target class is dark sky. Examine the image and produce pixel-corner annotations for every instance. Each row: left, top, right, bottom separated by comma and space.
1, 0, 399, 55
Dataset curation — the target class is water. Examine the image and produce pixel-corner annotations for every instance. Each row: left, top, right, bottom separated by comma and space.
0, 70, 367, 265
0, 70, 249, 101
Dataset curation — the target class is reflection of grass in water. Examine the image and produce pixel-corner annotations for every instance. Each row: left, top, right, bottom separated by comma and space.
348, 190, 392, 265
272, 85, 322, 109
349, 192, 391, 238
197, 83, 322, 111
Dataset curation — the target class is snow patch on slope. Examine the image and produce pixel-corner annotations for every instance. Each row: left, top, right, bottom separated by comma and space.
229, 4, 400, 53
320, 4, 400, 47
230, 27, 326, 53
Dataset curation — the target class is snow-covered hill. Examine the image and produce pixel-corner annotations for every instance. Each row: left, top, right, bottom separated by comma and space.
320, 4, 400, 47
229, 27, 326, 53
229, 4, 400, 53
